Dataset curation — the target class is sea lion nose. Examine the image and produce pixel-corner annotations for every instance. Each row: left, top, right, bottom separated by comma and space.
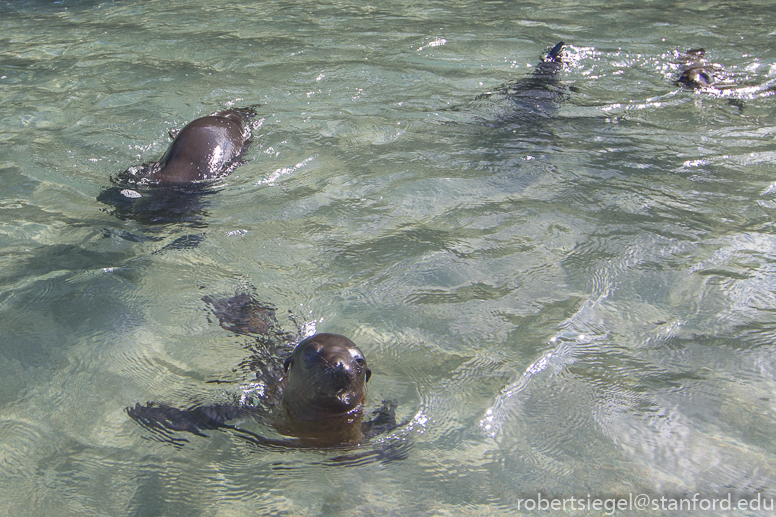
334, 361, 352, 378
330, 361, 354, 387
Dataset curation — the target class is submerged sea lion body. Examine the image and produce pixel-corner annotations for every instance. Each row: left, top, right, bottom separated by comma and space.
474, 41, 569, 123
128, 295, 397, 449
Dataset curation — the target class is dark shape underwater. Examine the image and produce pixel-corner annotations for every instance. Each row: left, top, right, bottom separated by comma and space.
474, 41, 569, 122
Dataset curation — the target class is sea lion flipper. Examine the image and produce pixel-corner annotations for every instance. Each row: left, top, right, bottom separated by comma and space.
529, 41, 568, 82
127, 402, 242, 440
361, 400, 399, 438
152, 233, 206, 254
203, 293, 279, 336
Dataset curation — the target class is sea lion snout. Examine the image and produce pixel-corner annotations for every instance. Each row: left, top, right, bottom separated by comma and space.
323, 351, 370, 384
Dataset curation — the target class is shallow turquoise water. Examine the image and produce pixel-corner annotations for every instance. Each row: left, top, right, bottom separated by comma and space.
2, 0, 776, 515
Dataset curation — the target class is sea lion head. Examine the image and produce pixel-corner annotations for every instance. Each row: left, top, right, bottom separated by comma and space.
282, 333, 371, 421
675, 48, 726, 89
679, 66, 714, 88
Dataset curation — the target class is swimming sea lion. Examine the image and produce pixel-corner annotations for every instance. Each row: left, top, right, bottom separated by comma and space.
128, 333, 387, 448
676, 48, 732, 89
474, 41, 569, 124
98, 107, 259, 231
128, 295, 397, 448
118, 107, 259, 186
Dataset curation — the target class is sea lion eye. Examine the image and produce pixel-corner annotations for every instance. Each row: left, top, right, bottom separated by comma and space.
304, 346, 322, 364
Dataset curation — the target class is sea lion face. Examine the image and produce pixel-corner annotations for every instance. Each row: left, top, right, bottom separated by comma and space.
282, 334, 371, 421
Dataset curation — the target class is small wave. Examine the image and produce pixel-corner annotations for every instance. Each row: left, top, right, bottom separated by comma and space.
257, 157, 314, 185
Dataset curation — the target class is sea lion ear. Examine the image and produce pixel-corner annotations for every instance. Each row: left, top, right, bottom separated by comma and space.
365, 368, 372, 383
283, 356, 293, 372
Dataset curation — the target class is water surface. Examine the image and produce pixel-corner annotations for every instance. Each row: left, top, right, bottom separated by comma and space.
2, 0, 776, 515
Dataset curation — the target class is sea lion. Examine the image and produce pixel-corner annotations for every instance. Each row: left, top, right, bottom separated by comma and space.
128, 295, 397, 449
478, 41, 566, 97
675, 48, 732, 89
275, 333, 372, 445
118, 107, 259, 186
473, 41, 569, 124
98, 107, 259, 232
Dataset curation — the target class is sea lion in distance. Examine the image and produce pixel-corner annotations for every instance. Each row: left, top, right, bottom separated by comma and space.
473, 41, 569, 123
675, 48, 733, 90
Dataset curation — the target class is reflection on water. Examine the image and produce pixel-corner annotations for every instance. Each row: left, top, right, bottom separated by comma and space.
97, 185, 215, 228
2, 0, 776, 514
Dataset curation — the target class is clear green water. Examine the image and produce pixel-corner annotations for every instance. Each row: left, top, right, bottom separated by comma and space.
2, 0, 776, 515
